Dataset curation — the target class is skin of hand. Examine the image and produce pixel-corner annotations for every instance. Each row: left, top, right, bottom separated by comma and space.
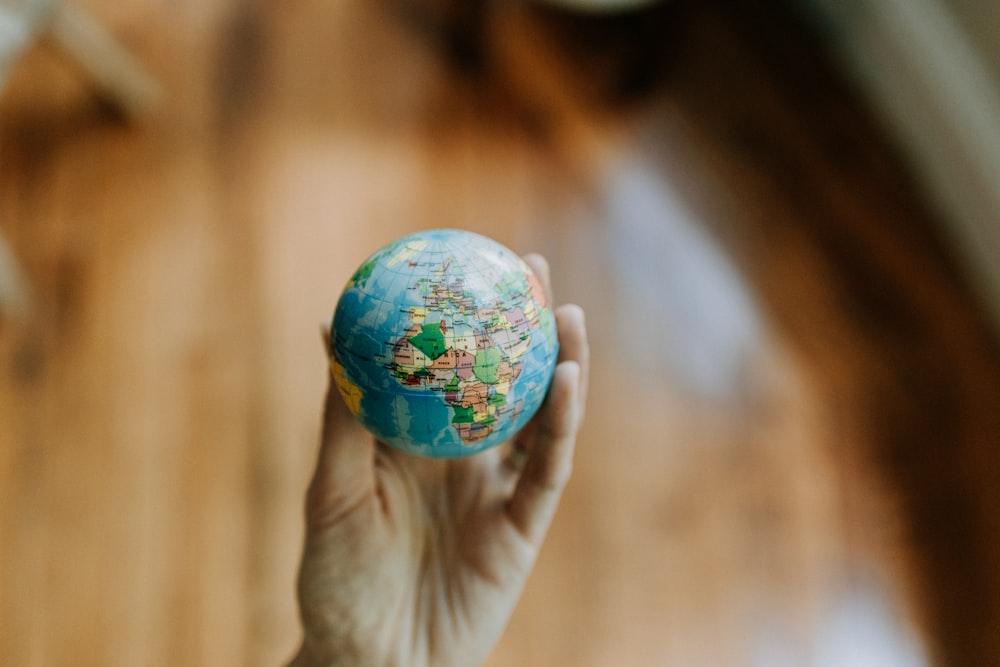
287, 254, 589, 667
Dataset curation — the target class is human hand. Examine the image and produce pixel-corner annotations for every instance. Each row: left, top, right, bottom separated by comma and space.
288, 254, 589, 667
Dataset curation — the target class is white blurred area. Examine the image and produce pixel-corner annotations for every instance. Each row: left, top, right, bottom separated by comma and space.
797, 0, 1000, 340
0, 0, 159, 319
602, 148, 763, 398
812, 581, 928, 667
0, 2, 37, 90
0, 0, 45, 319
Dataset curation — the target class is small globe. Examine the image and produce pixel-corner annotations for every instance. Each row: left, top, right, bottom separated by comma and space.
330, 229, 560, 458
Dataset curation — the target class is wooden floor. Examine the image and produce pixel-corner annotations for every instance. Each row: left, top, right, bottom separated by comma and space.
3, 0, 1000, 665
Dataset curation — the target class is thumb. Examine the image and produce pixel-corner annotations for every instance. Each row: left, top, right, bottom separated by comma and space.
306, 323, 376, 517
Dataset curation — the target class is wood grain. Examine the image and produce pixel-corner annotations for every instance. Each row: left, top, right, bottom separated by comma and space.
2, 0, 998, 665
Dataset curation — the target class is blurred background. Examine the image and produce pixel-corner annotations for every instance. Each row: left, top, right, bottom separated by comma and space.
1, 0, 999, 665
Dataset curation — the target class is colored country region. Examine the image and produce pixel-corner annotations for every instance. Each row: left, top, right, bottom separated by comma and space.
494, 272, 527, 299
473, 346, 503, 384
526, 269, 547, 307
409, 322, 448, 360
349, 258, 377, 288
330, 357, 364, 415
451, 404, 476, 425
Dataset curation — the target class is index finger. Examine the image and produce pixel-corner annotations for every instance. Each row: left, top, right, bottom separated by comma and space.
506, 304, 589, 544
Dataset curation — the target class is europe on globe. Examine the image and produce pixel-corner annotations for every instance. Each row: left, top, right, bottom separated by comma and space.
329, 229, 560, 458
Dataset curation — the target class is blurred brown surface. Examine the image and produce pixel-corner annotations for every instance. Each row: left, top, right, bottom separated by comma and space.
2, 0, 1000, 665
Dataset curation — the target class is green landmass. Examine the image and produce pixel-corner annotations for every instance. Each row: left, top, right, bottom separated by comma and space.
350, 260, 377, 288
409, 322, 447, 359
350, 239, 403, 288
473, 347, 502, 384
452, 404, 476, 424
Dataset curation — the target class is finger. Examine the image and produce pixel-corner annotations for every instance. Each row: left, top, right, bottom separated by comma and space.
506, 359, 584, 545
554, 304, 589, 413
505, 303, 588, 541
307, 322, 376, 518
508, 303, 589, 462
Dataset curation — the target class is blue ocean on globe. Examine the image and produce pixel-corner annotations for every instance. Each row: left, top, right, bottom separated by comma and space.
330, 229, 559, 458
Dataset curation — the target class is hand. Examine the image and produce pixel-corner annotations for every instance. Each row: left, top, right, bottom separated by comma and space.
288, 254, 589, 667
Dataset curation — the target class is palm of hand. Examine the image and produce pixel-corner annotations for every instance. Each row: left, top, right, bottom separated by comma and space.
296, 447, 544, 667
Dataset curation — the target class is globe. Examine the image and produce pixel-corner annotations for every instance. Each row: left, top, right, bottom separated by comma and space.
330, 229, 560, 458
